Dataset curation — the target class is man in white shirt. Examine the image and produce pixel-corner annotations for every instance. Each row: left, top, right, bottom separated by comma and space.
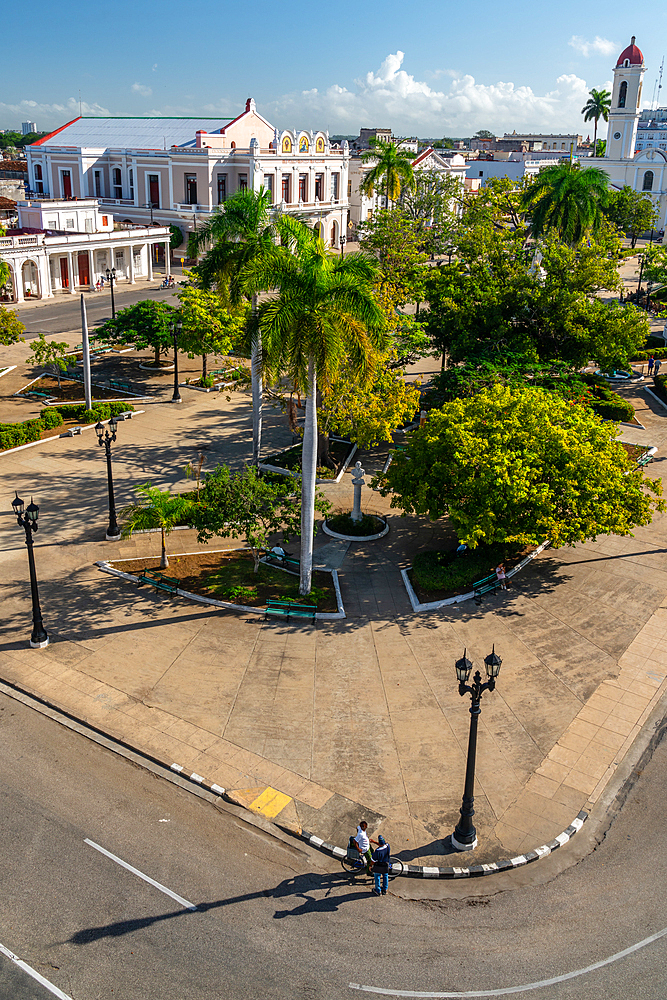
354, 820, 375, 871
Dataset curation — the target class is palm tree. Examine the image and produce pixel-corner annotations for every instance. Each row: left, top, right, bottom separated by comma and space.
120, 484, 192, 569
360, 138, 415, 210
582, 89, 611, 158
521, 162, 610, 245
191, 188, 277, 467
243, 228, 386, 594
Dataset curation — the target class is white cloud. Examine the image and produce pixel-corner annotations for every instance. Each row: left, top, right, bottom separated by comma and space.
568, 35, 617, 58
265, 51, 594, 136
152, 64, 158, 72
132, 82, 153, 98
0, 97, 110, 129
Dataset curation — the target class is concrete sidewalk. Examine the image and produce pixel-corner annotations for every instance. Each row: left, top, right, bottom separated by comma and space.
1, 380, 667, 868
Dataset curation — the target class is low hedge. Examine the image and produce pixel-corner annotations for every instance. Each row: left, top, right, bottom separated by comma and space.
0, 401, 134, 452
652, 374, 667, 405
578, 373, 635, 422
630, 349, 667, 361
413, 543, 517, 593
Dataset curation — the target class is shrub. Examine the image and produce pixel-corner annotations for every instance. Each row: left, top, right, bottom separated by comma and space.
92, 403, 111, 420
630, 348, 667, 361
0, 418, 43, 450
593, 398, 635, 422
43, 401, 134, 421
652, 373, 667, 405
41, 408, 63, 430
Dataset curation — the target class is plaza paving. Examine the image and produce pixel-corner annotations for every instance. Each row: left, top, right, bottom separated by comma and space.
1, 329, 667, 867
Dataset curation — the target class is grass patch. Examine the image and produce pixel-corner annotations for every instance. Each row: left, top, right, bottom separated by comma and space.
111, 550, 338, 611
409, 541, 535, 602
18, 375, 132, 402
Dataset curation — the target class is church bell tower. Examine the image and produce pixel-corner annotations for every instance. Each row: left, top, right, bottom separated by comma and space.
606, 37, 646, 161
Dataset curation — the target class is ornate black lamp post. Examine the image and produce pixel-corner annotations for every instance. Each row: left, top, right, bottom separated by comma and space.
105, 266, 116, 319
339, 233, 347, 258
11, 492, 49, 648
95, 417, 121, 540
171, 318, 182, 403
450, 646, 502, 851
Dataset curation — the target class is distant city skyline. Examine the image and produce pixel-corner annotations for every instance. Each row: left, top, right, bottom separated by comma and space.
2, 0, 665, 137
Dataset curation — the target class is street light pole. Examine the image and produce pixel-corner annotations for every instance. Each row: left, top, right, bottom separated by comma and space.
11, 492, 49, 648
339, 233, 347, 259
171, 319, 182, 403
450, 646, 502, 852
95, 417, 121, 540
105, 266, 116, 319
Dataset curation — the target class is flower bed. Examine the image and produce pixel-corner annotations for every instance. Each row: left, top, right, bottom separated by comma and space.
110, 550, 338, 612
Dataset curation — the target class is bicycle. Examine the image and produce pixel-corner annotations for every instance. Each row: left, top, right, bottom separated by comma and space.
340, 848, 404, 880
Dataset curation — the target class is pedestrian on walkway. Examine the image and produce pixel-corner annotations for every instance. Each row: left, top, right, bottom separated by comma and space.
354, 821, 375, 873
371, 835, 391, 896
648, 356, 655, 375
655, 359, 662, 377
495, 563, 508, 591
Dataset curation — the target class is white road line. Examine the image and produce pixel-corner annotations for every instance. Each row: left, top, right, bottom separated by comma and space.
0, 941, 73, 1000
84, 838, 197, 911
349, 923, 667, 997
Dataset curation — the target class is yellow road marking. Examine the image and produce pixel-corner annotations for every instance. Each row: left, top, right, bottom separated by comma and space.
249, 786, 292, 819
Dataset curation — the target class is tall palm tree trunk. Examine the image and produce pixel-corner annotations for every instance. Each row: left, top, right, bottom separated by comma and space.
160, 526, 168, 569
593, 117, 598, 158
299, 357, 317, 596
251, 292, 263, 466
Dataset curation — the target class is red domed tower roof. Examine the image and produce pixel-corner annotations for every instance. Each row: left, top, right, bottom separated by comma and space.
616, 36, 644, 67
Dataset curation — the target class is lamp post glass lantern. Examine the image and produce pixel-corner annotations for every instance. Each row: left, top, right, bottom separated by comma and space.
450, 646, 502, 852
171, 319, 182, 403
105, 266, 116, 319
12, 491, 49, 648
339, 233, 346, 258
96, 417, 121, 540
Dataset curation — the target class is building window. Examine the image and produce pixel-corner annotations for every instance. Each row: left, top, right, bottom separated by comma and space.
129, 168, 134, 201
94, 170, 102, 198
347, 179, 352, 197
34, 164, 42, 180
217, 173, 227, 203
102, 216, 108, 226
263, 175, 273, 202
112, 167, 122, 199
643, 170, 654, 191
185, 174, 197, 205
61, 169, 72, 198
619, 81, 627, 108
282, 174, 290, 202
479, 170, 484, 177
315, 174, 323, 201
85, 218, 93, 233
65, 218, 75, 229
298, 174, 307, 202
148, 174, 160, 209
331, 172, 339, 200
238, 173, 248, 192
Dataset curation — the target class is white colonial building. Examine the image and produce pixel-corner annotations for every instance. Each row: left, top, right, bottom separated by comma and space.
23, 99, 349, 252
349, 146, 467, 227
600, 37, 667, 230
0, 198, 170, 302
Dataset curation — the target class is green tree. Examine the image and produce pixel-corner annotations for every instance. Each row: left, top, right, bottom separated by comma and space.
582, 88, 611, 157
605, 186, 660, 247
245, 228, 386, 594
474, 130, 495, 139
169, 225, 184, 251
358, 208, 429, 305
379, 385, 663, 548
120, 484, 193, 569
191, 463, 330, 572
360, 138, 415, 210
400, 169, 462, 255
0, 305, 24, 345
191, 187, 277, 466
521, 161, 610, 244
97, 300, 177, 365
176, 286, 246, 381
27, 333, 69, 387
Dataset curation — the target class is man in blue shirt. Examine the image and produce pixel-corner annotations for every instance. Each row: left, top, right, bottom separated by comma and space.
371, 835, 391, 895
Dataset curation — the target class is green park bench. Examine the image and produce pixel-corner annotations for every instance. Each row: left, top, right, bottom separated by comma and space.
25, 390, 51, 399
473, 573, 500, 604
259, 548, 300, 571
109, 379, 132, 393
637, 452, 653, 468
265, 599, 316, 622
137, 569, 180, 595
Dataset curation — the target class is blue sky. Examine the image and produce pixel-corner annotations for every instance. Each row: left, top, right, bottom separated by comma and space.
2, 1, 666, 137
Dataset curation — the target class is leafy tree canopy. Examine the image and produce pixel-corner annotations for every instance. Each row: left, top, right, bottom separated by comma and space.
120, 484, 192, 569
0, 305, 25, 345
378, 385, 663, 548
191, 463, 330, 571
176, 287, 246, 378
97, 299, 177, 364
521, 161, 610, 245
605, 186, 659, 247
27, 333, 69, 386
358, 208, 429, 305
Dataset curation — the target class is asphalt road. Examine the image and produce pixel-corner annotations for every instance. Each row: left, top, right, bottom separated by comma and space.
1, 689, 666, 1000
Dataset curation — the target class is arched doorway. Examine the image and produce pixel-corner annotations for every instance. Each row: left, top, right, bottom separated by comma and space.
22, 259, 40, 299
330, 220, 339, 248
315, 221, 324, 241
0, 263, 16, 302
